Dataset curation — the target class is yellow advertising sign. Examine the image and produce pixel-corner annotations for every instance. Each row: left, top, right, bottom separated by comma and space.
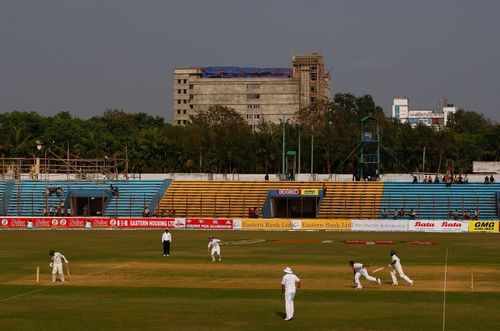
468, 221, 499, 233
238, 219, 291, 230
300, 189, 320, 196
292, 219, 352, 231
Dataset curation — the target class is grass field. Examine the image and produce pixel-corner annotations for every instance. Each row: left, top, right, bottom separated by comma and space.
1, 230, 499, 331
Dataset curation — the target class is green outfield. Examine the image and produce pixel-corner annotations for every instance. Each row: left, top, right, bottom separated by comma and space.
1, 230, 499, 331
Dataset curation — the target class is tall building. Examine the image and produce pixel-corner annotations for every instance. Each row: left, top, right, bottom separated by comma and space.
392, 97, 456, 129
172, 53, 331, 127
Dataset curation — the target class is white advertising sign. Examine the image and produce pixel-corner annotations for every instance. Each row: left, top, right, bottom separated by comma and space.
408, 220, 468, 232
352, 220, 408, 232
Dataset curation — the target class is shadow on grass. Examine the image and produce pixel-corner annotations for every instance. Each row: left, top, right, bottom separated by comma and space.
275, 311, 286, 319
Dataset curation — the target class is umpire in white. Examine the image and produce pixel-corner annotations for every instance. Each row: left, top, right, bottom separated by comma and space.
162, 229, 172, 256
281, 267, 301, 321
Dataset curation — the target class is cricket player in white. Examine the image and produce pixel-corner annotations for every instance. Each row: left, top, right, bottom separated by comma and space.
389, 250, 414, 286
49, 250, 69, 283
207, 236, 221, 262
281, 267, 300, 321
349, 260, 381, 289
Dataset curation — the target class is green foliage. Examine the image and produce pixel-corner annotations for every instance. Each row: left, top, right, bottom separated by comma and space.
0, 97, 498, 174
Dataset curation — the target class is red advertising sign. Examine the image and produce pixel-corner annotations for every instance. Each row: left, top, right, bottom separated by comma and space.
185, 218, 233, 229
0, 217, 177, 229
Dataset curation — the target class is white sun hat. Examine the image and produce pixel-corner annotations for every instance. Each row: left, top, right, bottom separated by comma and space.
283, 267, 293, 274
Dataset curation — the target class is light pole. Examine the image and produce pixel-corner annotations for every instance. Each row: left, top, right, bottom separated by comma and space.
281, 116, 286, 175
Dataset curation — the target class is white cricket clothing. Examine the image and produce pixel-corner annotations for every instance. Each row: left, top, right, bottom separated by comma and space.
281, 274, 300, 293
50, 252, 68, 282
352, 263, 378, 288
208, 239, 221, 261
390, 254, 413, 285
281, 273, 300, 320
162, 232, 172, 243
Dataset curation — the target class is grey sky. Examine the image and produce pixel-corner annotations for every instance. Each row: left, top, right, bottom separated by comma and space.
1, 0, 499, 123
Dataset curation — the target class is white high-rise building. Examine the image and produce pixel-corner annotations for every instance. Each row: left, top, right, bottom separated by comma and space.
391, 97, 456, 129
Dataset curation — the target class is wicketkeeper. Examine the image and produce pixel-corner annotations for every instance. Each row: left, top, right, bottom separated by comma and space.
49, 250, 69, 283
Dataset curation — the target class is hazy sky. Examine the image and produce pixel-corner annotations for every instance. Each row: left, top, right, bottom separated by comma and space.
1, 0, 499, 123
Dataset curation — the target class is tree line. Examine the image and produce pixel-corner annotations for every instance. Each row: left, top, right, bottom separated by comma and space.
1, 93, 498, 175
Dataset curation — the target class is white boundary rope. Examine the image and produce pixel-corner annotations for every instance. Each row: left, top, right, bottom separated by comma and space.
0, 261, 136, 303
442, 247, 449, 331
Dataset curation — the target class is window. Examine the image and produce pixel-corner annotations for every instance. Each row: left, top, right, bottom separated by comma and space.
247, 83, 260, 89
190, 105, 193, 109
177, 89, 181, 94
247, 104, 260, 109
310, 86, 316, 92
310, 97, 315, 102
177, 79, 181, 84
177, 120, 181, 124
177, 100, 181, 104
183, 120, 187, 124
183, 100, 187, 104
183, 109, 187, 114
177, 109, 181, 114
183, 79, 187, 84
189, 84, 194, 89
247, 94, 260, 100
183, 89, 187, 94
394, 105, 400, 120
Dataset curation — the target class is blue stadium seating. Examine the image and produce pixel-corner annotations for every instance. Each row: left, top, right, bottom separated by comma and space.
4, 180, 170, 217
380, 183, 500, 220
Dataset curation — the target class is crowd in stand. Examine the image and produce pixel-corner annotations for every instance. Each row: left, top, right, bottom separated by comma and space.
412, 174, 495, 185
381, 207, 479, 220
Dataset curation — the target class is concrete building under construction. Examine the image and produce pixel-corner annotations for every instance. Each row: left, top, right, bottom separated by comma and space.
173, 53, 331, 128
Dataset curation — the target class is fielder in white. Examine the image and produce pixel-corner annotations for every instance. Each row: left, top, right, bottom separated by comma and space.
389, 250, 414, 286
349, 260, 381, 289
281, 267, 301, 321
207, 236, 221, 262
49, 250, 69, 283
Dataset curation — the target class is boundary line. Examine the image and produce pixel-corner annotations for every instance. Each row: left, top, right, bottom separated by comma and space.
442, 247, 449, 331
0, 262, 136, 303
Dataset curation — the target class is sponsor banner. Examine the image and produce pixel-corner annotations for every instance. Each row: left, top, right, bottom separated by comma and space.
352, 220, 408, 232
184, 218, 233, 230
237, 219, 291, 230
408, 220, 468, 232
0, 217, 177, 229
300, 189, 319, 196
277, 189, 300, 195
468, 220, 499, 233
292, 219, 351, 231
344, 240, 397, 245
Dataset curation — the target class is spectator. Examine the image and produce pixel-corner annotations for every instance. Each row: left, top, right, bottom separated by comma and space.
409, 209, 416, 219
464, 210, 470, 220
393, 209, 398, 220
464, 174, 469, 184
484, 176, 490, 184
474, 209, 479, 220
453, 210, 459, 220
49, 205, 56, 216
434, 175, 440, 183
490, 175, 495, 183
110, 184, 119, 197
264, 173, 269, 182
448, 209, 453, 219
82, 204, 89, 216
412, 175, 418, 183
458, 174, 463, 184
43, 206, 48, 216
398, 208, 405, 218
143, 206, 150, 217
56, 187, 62, 197
382, 209, 388, 218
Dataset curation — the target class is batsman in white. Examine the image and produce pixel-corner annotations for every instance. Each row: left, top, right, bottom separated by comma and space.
389, 250, 414, 286
49, 250, 69, 283
349, 260, 381, 289
281, 267, 301, 321
207, 236, 221, 262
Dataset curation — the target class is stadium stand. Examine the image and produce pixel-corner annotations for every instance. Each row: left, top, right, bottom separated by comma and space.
380, 182, 500, 220
4, 180, 169, 217
157, 181, 383, 219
